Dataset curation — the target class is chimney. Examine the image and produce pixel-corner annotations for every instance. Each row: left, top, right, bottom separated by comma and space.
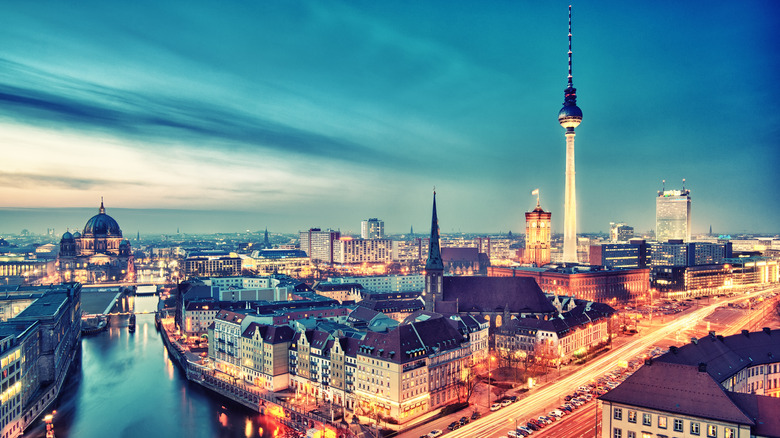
691, 337, 698, 345
742, 330, 749, 337
709, 331, 716, 339
644, 357, 652, 366
669, 346, 678, 354
698, 362, 707, 373
763, 327, 771, 335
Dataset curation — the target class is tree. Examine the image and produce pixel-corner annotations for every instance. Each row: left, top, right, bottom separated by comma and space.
457, 359, 481, 404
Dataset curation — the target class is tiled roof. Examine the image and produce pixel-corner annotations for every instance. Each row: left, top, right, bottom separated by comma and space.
655, 328, 779, 383
599, 361, 754, 425
442, 276, 557, 314
358, 316, 466, 364
357, 298, 424, 313
727, 392, 780, 437
442, 247, 479, 262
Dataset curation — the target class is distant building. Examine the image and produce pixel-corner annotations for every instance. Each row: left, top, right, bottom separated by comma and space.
609, 222, 634, 242
650, 240, 732, 267
183, 251, 241, 278
656, 181, 691, 243
332, 237, 392, 264
58, 200, 134, 284
250, 249, 309, 275
0, 256, 56, 286
299, 228, 340, 264
589, 240, 648, 269
360, 218, 384, 239
526, 201, 552, 266
325, 274, 424, 294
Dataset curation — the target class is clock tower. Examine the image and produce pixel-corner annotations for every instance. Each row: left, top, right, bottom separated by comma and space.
525, 194, 552, 266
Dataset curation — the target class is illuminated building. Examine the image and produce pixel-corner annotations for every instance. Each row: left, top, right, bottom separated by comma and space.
489, 265, 649, 303
360, 218, 384, 239
525, 197, 552, 266
240, 323, 295, 391
183, 251, 241, 278
725, 256, 779, 286
656, 180, 692, 243
601, 329, 780, 438
299, 228, 340, 264
58, 200, 134, 283
558, 6, 583, 263
249, 248, 309, 275
589, 239, 649, 269
332, 237, 392, 264
325, 274, 424, 294
0, 256, 56, 286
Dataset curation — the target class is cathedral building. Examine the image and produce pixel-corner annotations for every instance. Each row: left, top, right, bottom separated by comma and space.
58, 200, 134, 283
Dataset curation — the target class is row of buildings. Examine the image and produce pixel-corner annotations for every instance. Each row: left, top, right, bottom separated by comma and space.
600, 327, 780, 438
0, 283, 82, 438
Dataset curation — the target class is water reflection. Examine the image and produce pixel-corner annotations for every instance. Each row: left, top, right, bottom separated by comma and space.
23, 296, 284, 438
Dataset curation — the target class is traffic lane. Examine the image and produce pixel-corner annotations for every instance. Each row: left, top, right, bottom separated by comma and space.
531, 402, 599, 438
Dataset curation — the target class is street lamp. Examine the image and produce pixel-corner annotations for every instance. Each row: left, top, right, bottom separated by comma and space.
487, 354, 496, 409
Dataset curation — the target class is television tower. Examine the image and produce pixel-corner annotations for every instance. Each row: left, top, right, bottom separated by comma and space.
558, 5, 583, 264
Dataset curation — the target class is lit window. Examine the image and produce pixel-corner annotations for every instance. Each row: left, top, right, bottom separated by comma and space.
707, 425, 717, 437
658, 416, 667, 429
628, 410, 637, 423
691, 422, 700, 435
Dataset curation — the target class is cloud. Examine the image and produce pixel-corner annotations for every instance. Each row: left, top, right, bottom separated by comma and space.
0, 171, 149, 191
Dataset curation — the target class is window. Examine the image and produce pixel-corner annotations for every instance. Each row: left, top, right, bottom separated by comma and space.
613, 428, 622, 438
627, 432, 635, 438
724, 428, 735, 438
614, 408, 623, 420
658, 416, 667, 429
674, 419, 684, 432
628, 410, 637, 423
642, 413, 652, 426
707, 424, 717, 437
691, 422, 700, 435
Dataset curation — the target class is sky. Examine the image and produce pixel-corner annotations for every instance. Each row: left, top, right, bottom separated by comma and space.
1, 1, 778, 236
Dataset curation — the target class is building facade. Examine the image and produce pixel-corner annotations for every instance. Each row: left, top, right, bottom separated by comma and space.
525, 201, 552, 266
656, 183, 691, 243
361, 219, 385, 240
299, 229, 341, 264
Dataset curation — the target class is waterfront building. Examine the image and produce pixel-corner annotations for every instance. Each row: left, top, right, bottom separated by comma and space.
58, 200, 135, 283
609, 222, 634, 243
489, 265, 649, 304
656, 181, 692, 243
589, 240, 649, 269
299, 228, 341, 264
183, 251, 241, 278
360, 219, 384, 240
525, 199, 552, 266
209, 310, 251, 378
332, 237, 392, 264
240, 323, 295, 391
558, 6, 584, 263
600, 328, 780, 438
0, 256, 56, 286
725, 256, 779, 286
0, 283, 81, 438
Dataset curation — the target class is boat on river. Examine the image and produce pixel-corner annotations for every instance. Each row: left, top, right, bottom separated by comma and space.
128, 314, 136, 333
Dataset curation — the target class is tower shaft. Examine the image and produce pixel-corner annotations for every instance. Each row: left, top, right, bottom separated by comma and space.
563, 131, 577, 263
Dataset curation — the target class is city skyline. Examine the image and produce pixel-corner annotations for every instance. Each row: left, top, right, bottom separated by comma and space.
1, 2, 778, 235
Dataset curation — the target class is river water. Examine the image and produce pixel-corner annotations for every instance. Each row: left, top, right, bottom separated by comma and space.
23, 295, 285, 438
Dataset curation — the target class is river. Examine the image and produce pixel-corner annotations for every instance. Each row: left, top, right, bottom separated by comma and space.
23, 295, 286, 438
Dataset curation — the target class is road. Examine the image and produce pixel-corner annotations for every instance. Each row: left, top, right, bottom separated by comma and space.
441, 289, 775, 438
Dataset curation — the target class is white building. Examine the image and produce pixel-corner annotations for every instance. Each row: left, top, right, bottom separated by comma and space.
361, 218, 384, 239
656, 184, 691, 243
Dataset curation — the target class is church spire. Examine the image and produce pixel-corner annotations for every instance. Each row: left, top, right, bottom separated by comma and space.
426, 190, 443, 270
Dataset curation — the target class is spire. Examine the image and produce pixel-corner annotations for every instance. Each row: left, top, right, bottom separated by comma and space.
426, 190, 443, 271
568, 4, 573, 88
562, 5, 579, 110
99, 197, 105, 214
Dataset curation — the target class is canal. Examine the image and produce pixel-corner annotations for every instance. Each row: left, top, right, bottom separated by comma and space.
23, 295, 285, 438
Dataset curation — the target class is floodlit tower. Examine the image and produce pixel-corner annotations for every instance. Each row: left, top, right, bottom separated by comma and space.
525, 190, 552, 266
656, 179, 691, 243
558, 5, 583, 264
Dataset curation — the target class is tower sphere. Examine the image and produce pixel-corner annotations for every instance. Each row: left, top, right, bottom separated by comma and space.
558, 103, 582, 128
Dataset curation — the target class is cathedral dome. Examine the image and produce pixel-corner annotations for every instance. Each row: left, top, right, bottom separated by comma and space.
83, 201, 122, 237
72, 231, 81, 239
61, 231, 73, 241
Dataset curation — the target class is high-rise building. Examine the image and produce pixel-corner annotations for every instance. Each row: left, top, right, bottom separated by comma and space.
558, 6, 583, 264
360, 218, 384, 239
525, 198, 552, 266
656, 180, 691, 243
609, 222, 634, 242
299, 228, 341, 264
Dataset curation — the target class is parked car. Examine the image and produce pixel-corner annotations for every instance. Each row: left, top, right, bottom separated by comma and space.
448, 421, 460, 430
471, 411, 481, 420
509, 395, 518, 402
501, 399, 513, 407
518, 426, 533, 435
459, 416, 469, 425
428, 430, 443, 438
491, 403, 501, 411
526, 422, 540, 431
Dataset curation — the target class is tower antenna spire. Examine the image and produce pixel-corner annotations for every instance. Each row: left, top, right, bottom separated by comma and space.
568, 5, 573, 88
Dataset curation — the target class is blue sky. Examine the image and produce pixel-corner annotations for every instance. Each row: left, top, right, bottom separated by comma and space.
0, 1, 778, 235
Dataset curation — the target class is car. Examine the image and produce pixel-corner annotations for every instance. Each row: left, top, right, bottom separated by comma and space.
471, 411, 481, 420
507, 431, 520, 438
459, 416, 470, 425
491, 403, 502, 411
509, 395, 518, 402
518, 426, 533, 435
448, 421, 460, 430
563, 395, 572, 401
501, 399, 512, 407
550, 409, 564, 417
428, 430, 443, 438
526, 422, 540, 431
